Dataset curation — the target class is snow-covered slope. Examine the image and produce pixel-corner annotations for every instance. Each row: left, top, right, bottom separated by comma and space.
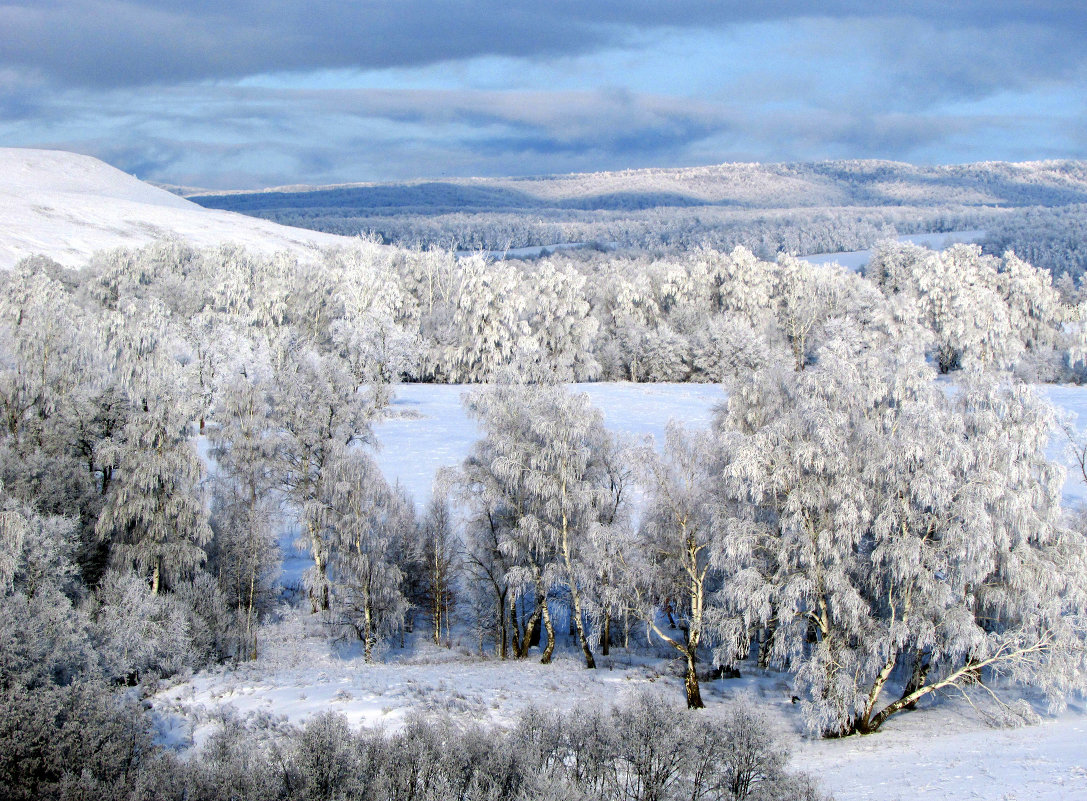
0, 148, 358, 269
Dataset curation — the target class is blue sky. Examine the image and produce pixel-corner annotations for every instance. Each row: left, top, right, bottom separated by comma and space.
1, 2, 1084, 189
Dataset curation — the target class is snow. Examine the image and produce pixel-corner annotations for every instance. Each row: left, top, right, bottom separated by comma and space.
372, 381, 725, 507
797, 707, 1087, 801
800, 230, 988, 271
0, 148, 359, 269
154, 615, 669, 750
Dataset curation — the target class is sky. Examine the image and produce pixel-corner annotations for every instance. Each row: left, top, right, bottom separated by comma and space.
1, 1, 1085, 189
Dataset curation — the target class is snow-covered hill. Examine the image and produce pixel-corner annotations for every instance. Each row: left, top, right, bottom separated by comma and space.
0, 148, 359, 269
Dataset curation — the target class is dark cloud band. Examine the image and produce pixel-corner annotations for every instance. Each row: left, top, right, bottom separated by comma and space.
1, 1, 1085, 88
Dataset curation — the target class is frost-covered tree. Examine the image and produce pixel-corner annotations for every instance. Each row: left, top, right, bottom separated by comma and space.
601, 269, 660, 382
93, 570, 192, 682
0, 262, 89, 448
635, 423, 718, 708
0, 483, 28, 595
461, 385, 555, 660
325, 244, 421, 401
273, 340, 381, 610
714, 330, 1087, 735
771, 255, 874, 372
523, 260, 600, 382
867, 242, 1057, 374
442, 256, 530, 382
316, 448, 411, 661
467, 384, 616, 669
705, 246, 775, 325
95, 301, 210, 595
416, 493, 460, 646
580, 431, 635, 656
208, 339, 282, 658
460, 494, 515, 658
95, 398, 211, 595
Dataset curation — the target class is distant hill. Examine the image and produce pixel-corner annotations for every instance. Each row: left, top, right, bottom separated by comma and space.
0, 148, 360, 269
188, 159, 1087, 214
183, 159, 1087, 254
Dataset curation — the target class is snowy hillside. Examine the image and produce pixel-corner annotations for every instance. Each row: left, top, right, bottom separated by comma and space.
0, 148, 358, 269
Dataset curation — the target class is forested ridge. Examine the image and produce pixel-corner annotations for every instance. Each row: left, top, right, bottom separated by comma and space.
4, 231, 1087, 799
187, 160, 1087, 271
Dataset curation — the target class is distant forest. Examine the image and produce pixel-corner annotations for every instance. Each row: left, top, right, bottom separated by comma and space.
188, 160, 1087, 277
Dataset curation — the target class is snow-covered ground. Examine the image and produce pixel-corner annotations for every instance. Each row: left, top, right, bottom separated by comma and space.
800, 230, 988, 270
153, 607, 1087, 801
0, 148, 359, 269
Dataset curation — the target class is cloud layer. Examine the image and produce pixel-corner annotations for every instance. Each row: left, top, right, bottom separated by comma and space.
1, 2, 1084, 187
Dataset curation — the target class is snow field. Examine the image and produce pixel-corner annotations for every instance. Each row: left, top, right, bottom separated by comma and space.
799, 230, 988, 271
153, 605, 1087, 801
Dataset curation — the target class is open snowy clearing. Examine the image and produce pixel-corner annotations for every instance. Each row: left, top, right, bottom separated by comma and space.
372, 382, 725, 506
0, 148, 359, 269
163, 380, 1087, 800
799, 230, 989, 271
370, 380, 1087, 510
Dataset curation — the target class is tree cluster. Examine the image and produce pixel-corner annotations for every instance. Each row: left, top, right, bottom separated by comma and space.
1, 226, 1085, 778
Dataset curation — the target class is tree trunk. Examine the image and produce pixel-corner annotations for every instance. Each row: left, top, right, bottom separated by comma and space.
363, 598, 375, 662
540, 601, 555, 664
853, 652, 898, 734
757, 615, 777, 669
246, 566, 257, 660
684, 649, 704, 709
308, 521, 330, 612
600, 612, 611, 656
565, 578, 595, 668
560, 505, 595, 669
508, 593, 519, 659
495, 587, 508, 659
573, 606, 596, 669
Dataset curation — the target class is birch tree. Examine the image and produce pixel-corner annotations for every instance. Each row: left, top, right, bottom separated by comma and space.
462, 385, 556, 660
636, 423, 718, 708
273, 340, 381, 611
714, 331, 1087, 735
417, 494, 460, 646
95, 301, 210, 595
208, 338, 282, 659
468, 384, 615, 669
316, 448, 411, 661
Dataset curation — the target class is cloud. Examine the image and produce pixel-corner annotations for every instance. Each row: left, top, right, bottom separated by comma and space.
9, 79, 1062, 190
3, 4, 1086, 187
1, 1, 1084, 89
